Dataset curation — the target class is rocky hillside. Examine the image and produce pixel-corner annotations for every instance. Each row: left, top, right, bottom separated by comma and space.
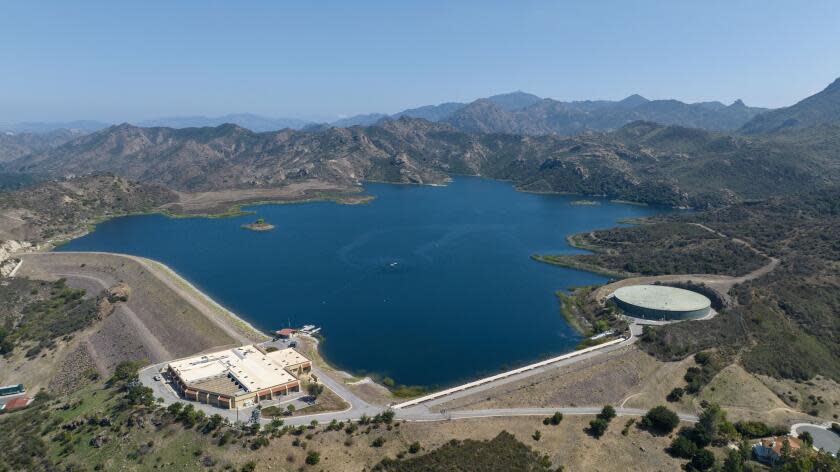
444, 96, 766, 135
7, 117, 838, 210
740, 77, 840, 134
339, 91, 766, 134
0, 175, 176, 242
0, 129, 84, 162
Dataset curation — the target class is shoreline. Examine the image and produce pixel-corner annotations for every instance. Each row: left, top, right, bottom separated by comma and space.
16, 177, 674, 397
11, 175, 677, 252
29, 188, 374, 252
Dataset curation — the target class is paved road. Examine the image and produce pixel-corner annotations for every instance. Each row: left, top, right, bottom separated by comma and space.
403, 407, 698, 423
138, 348, 383, 427
139, 332, 662, 428
593, 223, 781, 308
140, 357, 700, 426
396, 336, 635, 410
27, 251, 689, 428
792, 423, 840, 455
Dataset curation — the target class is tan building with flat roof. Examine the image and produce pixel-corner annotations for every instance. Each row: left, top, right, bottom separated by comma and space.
166, 345, 311, 409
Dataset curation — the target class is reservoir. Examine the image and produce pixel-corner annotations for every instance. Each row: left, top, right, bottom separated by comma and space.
58, 177, 664, 388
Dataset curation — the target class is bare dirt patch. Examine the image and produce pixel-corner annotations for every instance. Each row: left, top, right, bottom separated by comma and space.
162, 180, 367, 215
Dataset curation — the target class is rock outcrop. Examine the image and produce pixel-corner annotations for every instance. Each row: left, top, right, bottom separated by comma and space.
0, 239, 31, 277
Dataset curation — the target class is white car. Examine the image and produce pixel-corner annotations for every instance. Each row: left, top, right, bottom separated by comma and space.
153, 375, 161, 381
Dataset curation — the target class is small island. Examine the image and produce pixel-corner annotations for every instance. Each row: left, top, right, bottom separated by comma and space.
241, 218, 275, 232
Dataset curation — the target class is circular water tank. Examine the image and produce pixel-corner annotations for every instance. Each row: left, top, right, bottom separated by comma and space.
611, 285, 711, 321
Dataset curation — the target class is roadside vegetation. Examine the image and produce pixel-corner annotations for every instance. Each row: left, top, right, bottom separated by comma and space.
556, 286, 626, 337
587, 405, 616, 439
261, 380, 349, 418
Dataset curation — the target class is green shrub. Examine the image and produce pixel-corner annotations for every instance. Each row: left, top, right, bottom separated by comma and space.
667, 387, 685, 402
798, 431, 814, 448
598, 405, 616, 422
640, 406, 680, 435
668, 435, 697, 459
588, 418, 609, 439
621, 418, 635, 436
722, 448, 745, 472
373, 431, 555, 472
734, 421, 787, 439
689, 449, 715, 471
545, 412, 563, 426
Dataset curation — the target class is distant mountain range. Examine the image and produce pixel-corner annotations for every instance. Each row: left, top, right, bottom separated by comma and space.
5, 76, 840, 208
0, 129, 86, 162
135, 114, 311, 132
0, 120, 111, 134
739, 77, 840, 134
7, 109, 839, 209
0, 90, 769, 137
332, 91, 767, 135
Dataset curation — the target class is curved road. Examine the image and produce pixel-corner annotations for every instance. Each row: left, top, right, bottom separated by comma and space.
18, 251, 695, 427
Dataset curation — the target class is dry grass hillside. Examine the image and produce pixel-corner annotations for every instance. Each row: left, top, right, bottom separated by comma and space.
1, 252, 259, 393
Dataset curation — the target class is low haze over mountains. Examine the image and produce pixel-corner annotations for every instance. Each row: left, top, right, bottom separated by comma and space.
336, 91, 766, 134
1, 90, 768, 136
136, 114, 311, 133
0, 129, 86, 162
3, 77, 840, 210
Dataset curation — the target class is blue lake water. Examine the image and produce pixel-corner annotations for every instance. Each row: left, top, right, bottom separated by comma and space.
58, 177, 665, 388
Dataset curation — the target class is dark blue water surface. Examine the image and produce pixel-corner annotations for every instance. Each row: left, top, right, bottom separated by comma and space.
58, 177, 664, 387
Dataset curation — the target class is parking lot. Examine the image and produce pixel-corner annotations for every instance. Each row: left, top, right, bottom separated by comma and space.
138, 358, 313, 425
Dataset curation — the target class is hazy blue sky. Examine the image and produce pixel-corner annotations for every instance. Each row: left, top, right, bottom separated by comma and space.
2, 0, 839, 122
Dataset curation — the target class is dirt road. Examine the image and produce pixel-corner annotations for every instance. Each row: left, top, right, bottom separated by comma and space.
594, 222, 780, 304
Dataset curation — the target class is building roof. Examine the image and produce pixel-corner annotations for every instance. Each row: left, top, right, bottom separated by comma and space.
612, 285, 711, 312
757, 436, 802, 455
168, 345, 300, 394
1, 396, 32, 411
0, 384, 24, 396
266, 347, 310, 368
276, 328, 295, 336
